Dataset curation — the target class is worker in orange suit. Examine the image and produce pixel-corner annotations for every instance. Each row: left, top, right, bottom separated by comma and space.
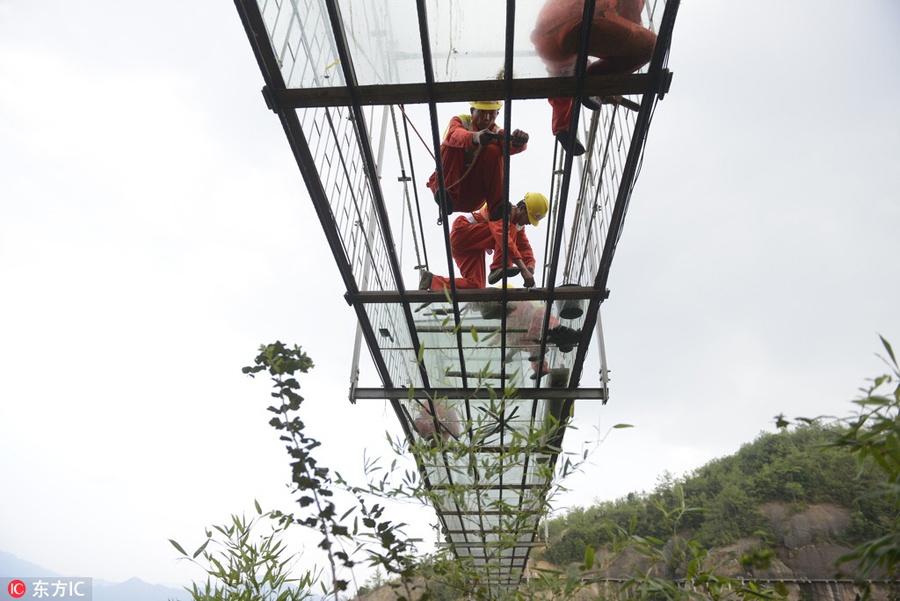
418, 192, 549, 291
531, 0, 657, 155
426, 101, 529, 223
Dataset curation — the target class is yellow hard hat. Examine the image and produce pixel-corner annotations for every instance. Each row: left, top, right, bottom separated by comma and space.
469, 100, 502, 111
523, 192, 549, 226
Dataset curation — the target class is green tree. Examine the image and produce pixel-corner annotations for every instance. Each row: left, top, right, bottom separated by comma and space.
777, 335, 900, 598
829, 336, 900, 583
173, 343, 424, 601
170, 503, 316, 601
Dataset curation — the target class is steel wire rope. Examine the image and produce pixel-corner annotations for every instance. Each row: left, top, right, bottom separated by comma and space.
398, 104, 435, 161
579, 105, 642, 286
542, 141, 565, 284
563, 110, 602, 284
397, 106, 431, 269
388, 105, 425, 271
566, 110, 609, 286
607, 97, 657, 254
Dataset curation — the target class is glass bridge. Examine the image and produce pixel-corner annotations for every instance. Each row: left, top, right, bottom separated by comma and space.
231, 0, 679, 596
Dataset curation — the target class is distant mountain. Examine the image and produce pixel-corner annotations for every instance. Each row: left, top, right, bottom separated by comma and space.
0, 551, 188, 601
93, 577, 188, 601
0, 550, 59, 577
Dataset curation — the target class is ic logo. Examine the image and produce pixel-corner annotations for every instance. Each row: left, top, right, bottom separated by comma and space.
7, 580, 27, 598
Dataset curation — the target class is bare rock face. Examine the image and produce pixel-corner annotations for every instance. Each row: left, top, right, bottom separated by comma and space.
705, 537, 796, 579
355, 577, 428, 601
761, 503, 851, 550
356, 504, 889, 601
757, 503, 858, 579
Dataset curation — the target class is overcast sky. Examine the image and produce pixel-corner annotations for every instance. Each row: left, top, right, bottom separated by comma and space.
1, 0, 898, 591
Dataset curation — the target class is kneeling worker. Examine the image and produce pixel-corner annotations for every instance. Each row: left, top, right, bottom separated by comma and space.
419, 192, 550, 291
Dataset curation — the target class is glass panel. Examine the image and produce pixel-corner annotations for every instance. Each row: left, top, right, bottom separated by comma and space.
256, 0, 668, 89
365, 302, 424, 388
413, 299, 578, 389
335, 1, 425, 85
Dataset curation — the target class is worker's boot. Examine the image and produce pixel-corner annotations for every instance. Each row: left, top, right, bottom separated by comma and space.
554, 130, 586, 156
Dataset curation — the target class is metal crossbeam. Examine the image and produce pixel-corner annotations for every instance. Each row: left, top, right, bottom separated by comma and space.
266, 73, 671, 109
352, 387, 608, 401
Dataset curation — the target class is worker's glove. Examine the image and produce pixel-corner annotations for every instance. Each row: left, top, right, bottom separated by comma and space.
476, 130, 502, 146
510, 129, 529, 147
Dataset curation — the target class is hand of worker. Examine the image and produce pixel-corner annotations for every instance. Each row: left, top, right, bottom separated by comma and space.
510, 129, 529, 147
474, 129, 494, 147
520, 265, 535, 288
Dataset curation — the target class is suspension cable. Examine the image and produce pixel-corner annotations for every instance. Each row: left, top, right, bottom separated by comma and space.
389, 105, 425, 270
398, 103, 435, 161
399, 104, 430, 269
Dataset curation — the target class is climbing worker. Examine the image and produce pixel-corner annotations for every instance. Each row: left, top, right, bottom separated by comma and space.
426, 101, 530, 222
531, 0, 657, 156
419, 192, 549, 292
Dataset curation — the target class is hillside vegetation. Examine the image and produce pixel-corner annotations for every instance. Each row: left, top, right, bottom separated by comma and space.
537, 423, 892, 568
181, 337, 899, 601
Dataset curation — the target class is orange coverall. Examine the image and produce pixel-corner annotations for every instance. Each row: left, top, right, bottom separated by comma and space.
429, 205, 535, 290
531, 0, 657, 134
427, 114, 527, 216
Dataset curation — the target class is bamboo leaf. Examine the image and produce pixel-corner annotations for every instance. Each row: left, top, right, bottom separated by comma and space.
192, 539, 210, 559
880, 334, 897, 366
583, 545, 595, 570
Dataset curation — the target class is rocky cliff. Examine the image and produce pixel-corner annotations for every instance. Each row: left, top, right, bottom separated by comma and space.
355, 504, 895, 600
